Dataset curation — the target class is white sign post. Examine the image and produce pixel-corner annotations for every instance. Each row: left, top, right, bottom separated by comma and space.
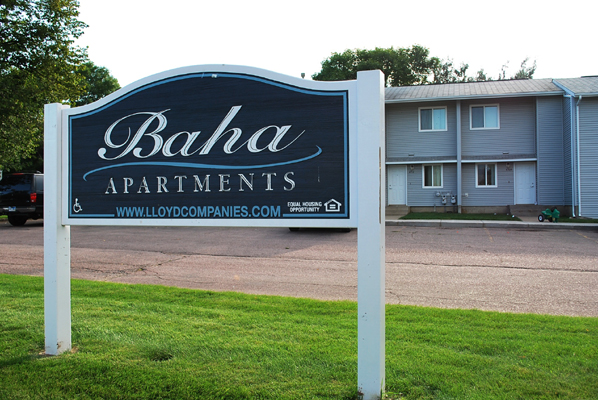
43, 67, 386, 398
356, 70, 386, 399
44, 103, 72, 355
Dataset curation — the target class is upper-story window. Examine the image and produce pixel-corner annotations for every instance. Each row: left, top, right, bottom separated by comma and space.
470, 104, 499, 129
419, 107, 447, 132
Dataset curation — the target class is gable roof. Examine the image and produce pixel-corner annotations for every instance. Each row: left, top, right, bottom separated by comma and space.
553, 77, 598, 96
385, 78, 563, 103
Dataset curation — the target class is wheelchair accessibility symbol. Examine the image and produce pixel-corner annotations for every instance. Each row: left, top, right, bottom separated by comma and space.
73, 198, 83, 213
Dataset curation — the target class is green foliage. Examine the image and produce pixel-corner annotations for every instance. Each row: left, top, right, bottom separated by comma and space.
434, 57, 537, 83
0, 0, 88, 171
0, 0, 87, 73
558, 216, 598, 223
0, 1, 120, 172
1, 274, 597, 400
498, 58, 537, 81
312, 45, 441, 87
72, 61, 121, 107
432, 58, 475, 84
313, 45, 538, 87
510, 57, 537, 80
475, 68, 490, 82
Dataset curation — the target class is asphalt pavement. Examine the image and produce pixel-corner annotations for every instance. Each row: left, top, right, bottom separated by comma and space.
1, 217, 597, 317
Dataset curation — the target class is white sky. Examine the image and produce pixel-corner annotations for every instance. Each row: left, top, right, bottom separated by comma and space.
76, 0, 597, 88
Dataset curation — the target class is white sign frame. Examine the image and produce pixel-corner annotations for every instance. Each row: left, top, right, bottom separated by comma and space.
44, 66, 385, 400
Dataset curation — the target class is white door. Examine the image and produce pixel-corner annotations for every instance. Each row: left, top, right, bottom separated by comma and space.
515, 162, 536, 204
388, 165, 407, 205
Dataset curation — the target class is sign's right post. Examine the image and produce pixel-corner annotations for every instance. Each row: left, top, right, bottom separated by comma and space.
356, 70, 386, 400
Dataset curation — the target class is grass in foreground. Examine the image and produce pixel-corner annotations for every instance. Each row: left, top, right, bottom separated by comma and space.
1, 274, 596, 399
400, 212, 521, 221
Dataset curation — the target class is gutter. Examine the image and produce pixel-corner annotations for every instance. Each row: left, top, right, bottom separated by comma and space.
386, 158, 537, 165
567, 92, 598, 97
385, 91, 564, 104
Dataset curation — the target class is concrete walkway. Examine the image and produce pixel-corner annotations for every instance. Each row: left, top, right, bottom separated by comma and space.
385, 215, 598, 231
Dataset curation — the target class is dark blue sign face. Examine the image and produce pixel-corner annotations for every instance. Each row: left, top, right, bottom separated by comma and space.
68, 72, 349, 221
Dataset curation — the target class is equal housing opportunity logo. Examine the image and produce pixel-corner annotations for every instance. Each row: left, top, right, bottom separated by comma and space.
67, 72, 349, 220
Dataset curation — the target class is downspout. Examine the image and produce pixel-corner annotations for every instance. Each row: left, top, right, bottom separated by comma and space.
556, 80, 577, 217
456, 101, 462, 213
564, 94, 576, 217
535, 97, 543, 205
576, 95, 583, 216
568, 95, 576, 217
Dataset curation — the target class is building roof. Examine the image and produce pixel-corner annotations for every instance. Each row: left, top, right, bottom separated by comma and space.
385, 78, 564, 103
553, 77, 598, 96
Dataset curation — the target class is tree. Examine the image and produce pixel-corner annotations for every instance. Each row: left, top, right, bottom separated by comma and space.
72, 61, 121, 107
497, 58, 537, 81
510, 57, 537, 80
313, 45, 538, 87
0, 0, 88, 172
15, 60, 121, 173
432, 58, 473, 84
312, 45, 441, 87
474, 69, 489, 82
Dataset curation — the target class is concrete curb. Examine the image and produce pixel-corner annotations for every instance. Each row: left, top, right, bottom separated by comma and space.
386, 219, 598, 230
2, 217, 596, 231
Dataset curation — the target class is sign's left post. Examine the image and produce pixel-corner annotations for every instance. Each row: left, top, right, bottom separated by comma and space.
44, 103, 71, 355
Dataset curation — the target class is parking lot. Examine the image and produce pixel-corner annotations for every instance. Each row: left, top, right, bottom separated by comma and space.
1, 220, 597, 316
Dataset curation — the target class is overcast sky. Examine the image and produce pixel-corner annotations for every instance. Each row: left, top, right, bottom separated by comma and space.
76, 0, 597, 88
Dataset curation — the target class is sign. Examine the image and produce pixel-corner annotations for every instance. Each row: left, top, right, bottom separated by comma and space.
64, 67, 354, 226
48, 67, 385, 399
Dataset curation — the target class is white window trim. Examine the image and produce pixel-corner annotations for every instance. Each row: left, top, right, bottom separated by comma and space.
422, 164, 443, 188
475, 163, 498, 188
418, 106, 448, 132
470, 104, 500, 130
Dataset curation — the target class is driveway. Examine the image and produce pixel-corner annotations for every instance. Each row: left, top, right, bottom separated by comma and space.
1, 220, 597, 316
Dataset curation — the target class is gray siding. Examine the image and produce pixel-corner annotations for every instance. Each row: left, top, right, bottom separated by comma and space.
579, 97, 598, 218
462, 97, 536, 158
386, 102, 457, 160
461, 163, 515, 206
537, 97, 565, 204
407, 163, 457, 206
384, 88, 597, 214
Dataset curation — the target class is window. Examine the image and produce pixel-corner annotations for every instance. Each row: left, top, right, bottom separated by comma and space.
419, 107, 447, 131
423, 164, 443, 188
470, 105, 499, 129
476, 163, 497, 187
35, 175, 44, 192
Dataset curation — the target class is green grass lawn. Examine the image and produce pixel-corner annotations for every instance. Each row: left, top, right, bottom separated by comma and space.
1, 274, 596, 399
558, 217, 598, 223
400, 212, 521, 221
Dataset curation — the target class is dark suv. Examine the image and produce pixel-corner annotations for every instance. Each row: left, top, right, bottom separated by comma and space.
0, 173, 44, 226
